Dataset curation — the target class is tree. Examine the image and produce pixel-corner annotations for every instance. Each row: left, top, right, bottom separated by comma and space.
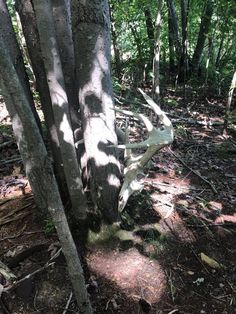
166, 0, 181, 73
72, 0, 121, 222
152, 0, 163, 103
192, 0, 214, 75
0, 32, 92, 314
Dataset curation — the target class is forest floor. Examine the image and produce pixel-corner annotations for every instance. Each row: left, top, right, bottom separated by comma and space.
0, 87, 236, 314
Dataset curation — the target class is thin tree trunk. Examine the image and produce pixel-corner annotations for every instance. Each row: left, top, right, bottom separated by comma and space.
15, 0, 68, 201
166, 0, 181, 61
215, 35, 224, 69
152, 0, 162, 103
109, 3, 122, 82
52, 0, 81, 132
32, 0, 88, 220
224, 69, 236, 131
144, 8, 155, 76
192, 0, 214, 75
0, 37, 92, 314
0, 0, 41, 132
72, 0, 121, 222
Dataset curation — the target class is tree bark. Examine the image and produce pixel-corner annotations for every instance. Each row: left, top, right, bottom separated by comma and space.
109, 2, 122, 82
0, 37, 92, 314
152, 0, 162, 103
72, 0, 121, 222
144, 7, 155, 76
32, 0, 88, 220
52, 0, 81, 132
0, 0, 41, 132
166, 0, 181, 70
192, 0, 214, 75
15, 0, 68, 201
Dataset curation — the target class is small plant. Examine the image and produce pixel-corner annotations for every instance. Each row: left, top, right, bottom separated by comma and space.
44, 218, 55, 235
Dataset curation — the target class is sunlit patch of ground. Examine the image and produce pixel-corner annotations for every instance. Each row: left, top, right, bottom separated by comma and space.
88, 246, 166, 304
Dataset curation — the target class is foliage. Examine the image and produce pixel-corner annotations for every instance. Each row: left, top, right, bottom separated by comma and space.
110, 0, 236, 92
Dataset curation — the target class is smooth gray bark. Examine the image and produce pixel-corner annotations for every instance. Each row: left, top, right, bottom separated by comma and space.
15, 0, 68, 201
0, 0, 41, 131
72, 0, 121, 222
52, 0, 81, 131
0, 37, 92, 314
32, 0, 88, 220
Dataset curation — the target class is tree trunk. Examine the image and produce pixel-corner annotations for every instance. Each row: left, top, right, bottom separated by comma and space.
0, 0, 41, 131
32, 0, 88, 220
109, 3, 122, 82
0, 37, 92, 314
152, 0, 162, 103
52, 0, 81, 132
15, 0, 68, 202
178, 0, 190, 84
166, 0, 181, 69
72, 0, 121, 222
224, 69, 236, 131
192, 0, 214, 75
144, 8, 155, 77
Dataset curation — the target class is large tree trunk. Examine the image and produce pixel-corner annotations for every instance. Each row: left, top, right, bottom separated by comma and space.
72, 0, 121, 222
32, 0, 88, 221
15, 0, 68, 201
0, 37, 92, 314
0, 0, 41, 131
192, 0, 214, 75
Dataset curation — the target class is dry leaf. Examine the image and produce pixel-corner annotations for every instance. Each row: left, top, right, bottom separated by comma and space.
200, 253, 222, 269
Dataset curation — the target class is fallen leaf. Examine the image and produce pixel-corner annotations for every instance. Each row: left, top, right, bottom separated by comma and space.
200, 253, 222, 269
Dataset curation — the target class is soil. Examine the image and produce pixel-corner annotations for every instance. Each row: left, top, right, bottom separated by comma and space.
0, 89, 236, 314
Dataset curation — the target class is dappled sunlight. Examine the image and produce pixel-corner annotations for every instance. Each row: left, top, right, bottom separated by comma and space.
88, 247, 167, 304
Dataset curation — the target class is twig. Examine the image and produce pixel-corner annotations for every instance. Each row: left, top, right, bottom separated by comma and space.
169, 149, 217, 193
0, 225, 26, 242
0, 141, 14, 149
3, 248, 62, 292
3, 262, 55, 292
0, 157, 22, 166
62, 291, 73, 314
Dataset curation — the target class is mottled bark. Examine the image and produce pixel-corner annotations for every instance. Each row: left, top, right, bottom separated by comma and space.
15, 0, 68, 201
72, 0, 121, 222
32, 0, 88, 220
52, 0, 81, 131
0, 37, 92, 314
0, 0, 41, 131
192, 0, 214, 74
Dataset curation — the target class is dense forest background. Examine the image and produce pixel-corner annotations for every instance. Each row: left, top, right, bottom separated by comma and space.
0, 0, 235, 313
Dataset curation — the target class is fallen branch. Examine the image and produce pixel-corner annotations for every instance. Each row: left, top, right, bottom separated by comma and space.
169, 149, 217, 193
0, 141, 14, 149
3, 248, 62, 292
